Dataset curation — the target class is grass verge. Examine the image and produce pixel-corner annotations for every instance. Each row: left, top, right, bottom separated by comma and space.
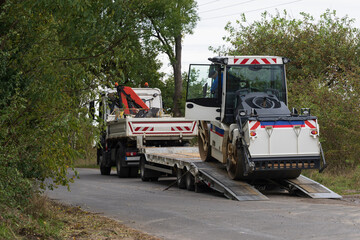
0, 195, 160, 240
303, 166, 360, 195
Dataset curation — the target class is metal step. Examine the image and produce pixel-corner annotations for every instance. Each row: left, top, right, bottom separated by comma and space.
281, 175, 342, 199
193, 162, 268, 201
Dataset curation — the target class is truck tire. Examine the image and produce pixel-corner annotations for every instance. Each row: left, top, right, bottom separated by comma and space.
140, 155, 150, 181
226, 140, 243, 180
185, 172, 195, 191
130, 167, 139, 178
140, 155, 159, 181
198, 121, 212, 162
116, 142, 130, 178
176, 167, 186, 189
99, 151, 111, 175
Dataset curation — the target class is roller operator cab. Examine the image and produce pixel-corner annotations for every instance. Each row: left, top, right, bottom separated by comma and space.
185, 56, 326, 180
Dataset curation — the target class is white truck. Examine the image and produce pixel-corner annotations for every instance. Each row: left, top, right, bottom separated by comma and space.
97, 85, 197, 177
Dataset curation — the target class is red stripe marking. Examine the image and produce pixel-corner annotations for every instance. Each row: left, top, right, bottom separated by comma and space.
143, 127, 149, 131
128, 122, 134, 133
135, 127, 141, 131
305, 120, 316, 128
185, 126, 190, 131
251, 59, 260, 64
191, 122, 197, 132
176, 126, 183, 131
240, 58, 249, 64
234, 58, 239, 63
262, 58, 271, 64
272, 58, 277, 63
250, 121, 260, 130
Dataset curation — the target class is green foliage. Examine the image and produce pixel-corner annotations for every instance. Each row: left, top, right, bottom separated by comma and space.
0, 0, 175, 209
0, 0, 199, 217
217, 10, 360, 171
136, 0, 199, 116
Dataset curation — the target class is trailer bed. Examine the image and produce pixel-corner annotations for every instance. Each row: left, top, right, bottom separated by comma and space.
141, 147, 341, 201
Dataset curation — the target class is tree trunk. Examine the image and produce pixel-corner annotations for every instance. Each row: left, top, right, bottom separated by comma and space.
172, 35, 182, 117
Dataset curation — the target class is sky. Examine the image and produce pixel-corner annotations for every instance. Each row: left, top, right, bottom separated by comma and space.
159, 0, 360, 75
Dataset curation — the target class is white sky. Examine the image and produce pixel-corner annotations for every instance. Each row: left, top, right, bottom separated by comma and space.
159, 0, 360, 75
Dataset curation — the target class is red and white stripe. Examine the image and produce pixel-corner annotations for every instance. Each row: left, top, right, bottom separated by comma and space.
128, 121, 197, 135
171, 126, 191, 131
134, 126, 154, 132
304, 120, 317, 129
231, 57, 280, 65
249, 121, 261, 130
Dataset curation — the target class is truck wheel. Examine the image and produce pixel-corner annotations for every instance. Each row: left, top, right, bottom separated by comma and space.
176, 167, 186, 189
130, 167, 139, 178
185, 172, 195, 191
140, 155, 150, 181
116, 143, 130, 178
198, 121, 212, 162
99, 152, 111, 175
226, 140, 243, 180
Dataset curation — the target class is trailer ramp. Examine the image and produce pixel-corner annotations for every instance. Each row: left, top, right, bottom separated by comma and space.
193, 162, 268, 201
277, 175, 342, 199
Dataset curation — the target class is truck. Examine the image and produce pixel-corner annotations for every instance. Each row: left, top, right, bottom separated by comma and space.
97, 84, 198, 178
99, 56, 341, 201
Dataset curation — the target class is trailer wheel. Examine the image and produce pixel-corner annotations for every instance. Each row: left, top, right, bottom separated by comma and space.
140, 155, 150, 181
185, 172, 195, 191
198, 120, 212, 162
176, 167, 186, 189
226, 140, 243, 180
116, 143, 130, 178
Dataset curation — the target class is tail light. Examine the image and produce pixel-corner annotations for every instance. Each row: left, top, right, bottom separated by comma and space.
310, 129, 318, 135
126, 152, 137, 157
250, 131, 257, 137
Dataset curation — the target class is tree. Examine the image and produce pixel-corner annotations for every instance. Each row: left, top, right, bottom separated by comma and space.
0, 0, 164, 207
215, 10, 360, 170
138, 0, 199, 116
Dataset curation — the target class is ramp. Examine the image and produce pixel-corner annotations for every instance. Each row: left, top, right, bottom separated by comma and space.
193, 162, 268, 201
280, 175, 342, 199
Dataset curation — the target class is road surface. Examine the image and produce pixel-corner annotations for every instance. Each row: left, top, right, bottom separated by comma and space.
46, 168, 360, 240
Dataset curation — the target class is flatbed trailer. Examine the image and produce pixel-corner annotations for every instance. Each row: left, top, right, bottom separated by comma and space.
139, 146, 342, 201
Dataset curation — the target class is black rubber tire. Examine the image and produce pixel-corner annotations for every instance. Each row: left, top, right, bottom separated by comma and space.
176, 167, 186, 189
130, 167, 139, 178
198, 121, 213, 162
99, 150, 111, 175
226, 140, 243, 180
185, 172, 195, 191
116, 142, 130, 178
140, 155, 150, 182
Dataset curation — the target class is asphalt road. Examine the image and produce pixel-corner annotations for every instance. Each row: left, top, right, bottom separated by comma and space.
46, 168, 360, 240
